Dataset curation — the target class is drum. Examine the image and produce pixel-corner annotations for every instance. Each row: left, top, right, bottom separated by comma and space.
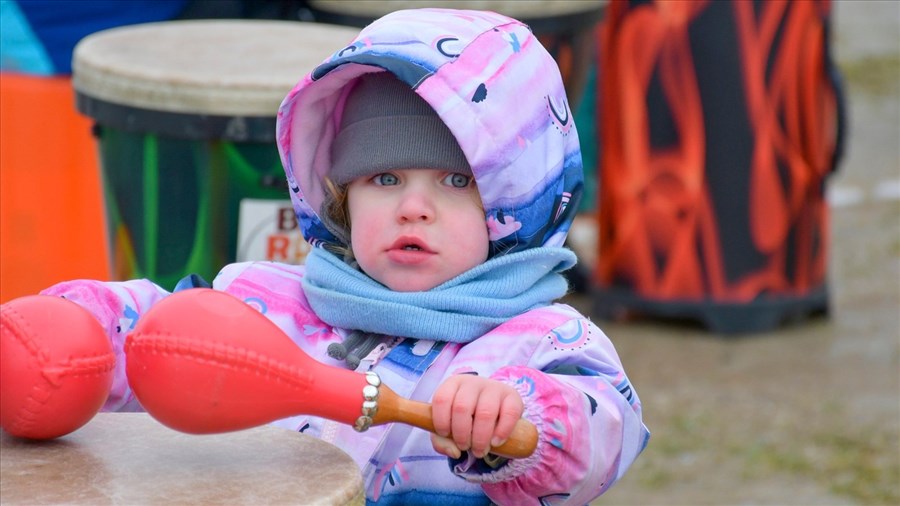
593, 0, 843, 332
72, 20, 359, 289
0, 73, 108, 303
0, 413, 363, 504
306, 0, 605, 108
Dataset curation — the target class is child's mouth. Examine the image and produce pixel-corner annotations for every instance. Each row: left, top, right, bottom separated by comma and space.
390, 237, 432, 256
387, 241, 434, 265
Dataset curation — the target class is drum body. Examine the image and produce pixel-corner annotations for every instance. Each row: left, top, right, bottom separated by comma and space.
0, 74, 108, 302
594, 0, 844, 333
92, 127, 286, 288
73, 20, 359, 289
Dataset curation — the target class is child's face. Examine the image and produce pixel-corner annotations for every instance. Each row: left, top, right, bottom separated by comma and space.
346, 168, 489, 292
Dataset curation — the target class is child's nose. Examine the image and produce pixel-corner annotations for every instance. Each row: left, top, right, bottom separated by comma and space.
396, 188, 435, 223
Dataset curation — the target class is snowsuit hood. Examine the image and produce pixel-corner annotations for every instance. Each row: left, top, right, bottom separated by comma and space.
276, 8, 583, 257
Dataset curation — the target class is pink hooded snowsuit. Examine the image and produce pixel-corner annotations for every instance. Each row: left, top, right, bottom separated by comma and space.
42, 8, 648, 505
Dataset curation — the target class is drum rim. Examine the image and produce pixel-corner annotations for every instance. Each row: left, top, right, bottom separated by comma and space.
306, 0, 607, 32
76, 92, 276, 142
71, 19, 359, 117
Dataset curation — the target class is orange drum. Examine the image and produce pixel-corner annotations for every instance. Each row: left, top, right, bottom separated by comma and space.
0, 73, 109, 303
594, 0, 844, 333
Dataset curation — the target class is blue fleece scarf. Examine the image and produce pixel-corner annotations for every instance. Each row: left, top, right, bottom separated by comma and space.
302, 246, 577, 343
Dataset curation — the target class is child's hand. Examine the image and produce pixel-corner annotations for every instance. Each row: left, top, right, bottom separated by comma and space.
430, 375, 524, 459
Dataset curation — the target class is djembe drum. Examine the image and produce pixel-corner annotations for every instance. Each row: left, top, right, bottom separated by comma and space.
1, 413, 365, 505
72, 20, 359, 289
593, 0, 844, 332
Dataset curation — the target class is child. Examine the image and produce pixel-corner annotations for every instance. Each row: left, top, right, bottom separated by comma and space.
20, 8, 649, 504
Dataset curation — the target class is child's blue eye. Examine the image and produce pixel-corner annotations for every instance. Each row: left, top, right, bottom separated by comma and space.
373, 173, 399, 185
443, 173, 471, 188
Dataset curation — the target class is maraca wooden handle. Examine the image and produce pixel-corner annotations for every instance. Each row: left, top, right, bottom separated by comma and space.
372, 382, 537, 460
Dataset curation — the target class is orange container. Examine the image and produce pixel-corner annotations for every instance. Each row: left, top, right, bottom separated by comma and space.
0, 73, 110, 303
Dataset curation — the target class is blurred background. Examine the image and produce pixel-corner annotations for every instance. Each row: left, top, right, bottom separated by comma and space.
576, 1, 899, 504
1, 0, 897, 504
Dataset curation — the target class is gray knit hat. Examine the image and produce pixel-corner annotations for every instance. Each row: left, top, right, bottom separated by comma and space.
330, 72, 471, 185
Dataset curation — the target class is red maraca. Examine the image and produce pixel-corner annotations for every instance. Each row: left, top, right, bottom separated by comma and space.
124, 289, 537, 459
1, 295, 115, 439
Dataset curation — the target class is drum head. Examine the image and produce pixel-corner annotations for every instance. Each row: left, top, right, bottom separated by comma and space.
73, 20, 359, 116
1, 413, 364, 505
